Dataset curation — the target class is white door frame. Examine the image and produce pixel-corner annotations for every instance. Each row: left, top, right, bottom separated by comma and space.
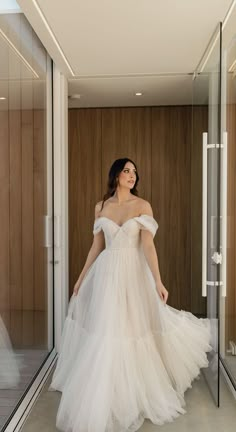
53, 64, 69, 352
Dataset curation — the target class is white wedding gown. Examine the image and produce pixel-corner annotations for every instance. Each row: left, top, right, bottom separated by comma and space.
50, 215, 211, 432
0, 315, 20, 389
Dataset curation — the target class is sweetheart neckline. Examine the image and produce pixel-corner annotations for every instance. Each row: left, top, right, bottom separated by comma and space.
96, 214, 153, 228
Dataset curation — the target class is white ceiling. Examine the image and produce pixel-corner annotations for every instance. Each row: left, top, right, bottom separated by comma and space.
68, 74, 193, 108
11, 0, 236, 106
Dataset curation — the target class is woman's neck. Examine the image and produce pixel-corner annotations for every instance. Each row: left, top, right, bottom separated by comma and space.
113, 188, 132, 205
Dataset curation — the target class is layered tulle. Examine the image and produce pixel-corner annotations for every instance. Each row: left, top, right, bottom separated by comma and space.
50, 215, 211, 432
0, 315, 20, 389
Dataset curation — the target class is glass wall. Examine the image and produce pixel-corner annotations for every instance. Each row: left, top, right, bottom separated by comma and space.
192, 23, 222, 406
193, 5, 236, 396
0, 9, 54, 430
219, 7, 236, 389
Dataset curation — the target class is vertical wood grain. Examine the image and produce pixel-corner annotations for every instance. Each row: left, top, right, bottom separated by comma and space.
69, 109, 102, 295
151, 106, 191, 311
21, 110, 34, 311
101, 107, 151, 201
33, 109, 46, 311
9, 110, 22, 311
69, 106, 192, 311
0, 111, 10, 325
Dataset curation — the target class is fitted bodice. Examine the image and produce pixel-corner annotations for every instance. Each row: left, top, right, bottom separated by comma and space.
93, 215, 158, 250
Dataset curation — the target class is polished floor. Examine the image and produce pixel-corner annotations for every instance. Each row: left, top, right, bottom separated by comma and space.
0, 349, 48, 429
223, 355, 236, 387
20, 369, 236, 432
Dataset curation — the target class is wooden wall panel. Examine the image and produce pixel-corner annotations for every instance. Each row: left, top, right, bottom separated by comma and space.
69, 109, 102, 294
68, 106, 194, 311
101, 108, 152, 201
9, 110, 22, 311
22, 110, 34, 311
0, 111, 10, 327
151, 107, 191, 311
0, 108, 47, 348
34, 110, 46, 311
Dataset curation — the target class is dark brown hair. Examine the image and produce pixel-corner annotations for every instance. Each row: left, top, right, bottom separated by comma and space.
101, 158, 139, 210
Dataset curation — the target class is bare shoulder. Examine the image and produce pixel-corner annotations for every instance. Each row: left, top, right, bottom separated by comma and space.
136, 198, 153, 216
95, 201, 103, 218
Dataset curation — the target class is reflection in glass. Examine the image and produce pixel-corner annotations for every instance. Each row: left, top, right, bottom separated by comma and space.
0, 316, 20, 389
192, 23, 222, 406
0, 11, 53, 430
219, 20, 236, 388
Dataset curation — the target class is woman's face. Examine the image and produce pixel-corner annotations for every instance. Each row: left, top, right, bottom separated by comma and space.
117, 161, 137, 189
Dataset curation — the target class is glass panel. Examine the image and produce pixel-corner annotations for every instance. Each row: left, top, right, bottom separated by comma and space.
219, 6, 236, 388
192, 22, 222, 406
0, 12, 53, 430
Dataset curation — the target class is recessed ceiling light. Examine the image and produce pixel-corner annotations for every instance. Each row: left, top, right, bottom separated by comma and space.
0, 97, 6, 100
135, 92, 143, 96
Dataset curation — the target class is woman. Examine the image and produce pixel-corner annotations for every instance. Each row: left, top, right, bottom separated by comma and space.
50, 158, 211, 432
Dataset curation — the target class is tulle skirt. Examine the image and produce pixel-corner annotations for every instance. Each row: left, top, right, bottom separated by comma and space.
0, 315, 20, 389
50, 247, 212, 432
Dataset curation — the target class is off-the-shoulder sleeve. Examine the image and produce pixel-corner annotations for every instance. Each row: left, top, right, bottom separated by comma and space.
93, 218, 102, 235
134, 214, 158, 237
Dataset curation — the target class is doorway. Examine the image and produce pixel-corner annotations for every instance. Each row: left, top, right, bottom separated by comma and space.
67, 19, 236, 408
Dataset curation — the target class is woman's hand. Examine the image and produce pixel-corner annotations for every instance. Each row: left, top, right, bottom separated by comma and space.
73, 280, 80, 296
156, 281, 168, 304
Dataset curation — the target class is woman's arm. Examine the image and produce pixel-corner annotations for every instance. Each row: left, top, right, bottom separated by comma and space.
140, 202, 168, 304
73, 203, 105, 295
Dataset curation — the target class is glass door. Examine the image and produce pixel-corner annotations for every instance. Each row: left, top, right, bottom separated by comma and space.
219, 5, 236, 390
192, 22, 222, 406
0, 10, 54, 431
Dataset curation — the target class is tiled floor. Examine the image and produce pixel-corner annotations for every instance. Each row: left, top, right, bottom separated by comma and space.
21, 370, 236, 432
0, 350, 48, 430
